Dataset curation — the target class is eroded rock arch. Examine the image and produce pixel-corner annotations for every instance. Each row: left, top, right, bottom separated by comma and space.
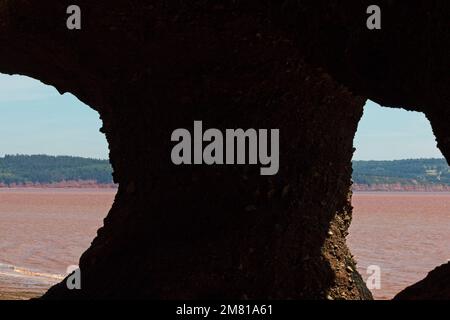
0, 1, 448, 299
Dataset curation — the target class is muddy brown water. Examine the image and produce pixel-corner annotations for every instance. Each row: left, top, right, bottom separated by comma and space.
1, 189, 449, 300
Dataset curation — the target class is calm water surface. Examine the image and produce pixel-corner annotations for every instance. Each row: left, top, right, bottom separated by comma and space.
348, 192, 450, 299
0, 188, 114, 299
1, 189, 449, 300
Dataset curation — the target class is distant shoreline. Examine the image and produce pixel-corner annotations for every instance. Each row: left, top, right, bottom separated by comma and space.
0, 181, 117, 189
353, 190, 450, 194
1, 184, 450, 193
353, 183, 450, 192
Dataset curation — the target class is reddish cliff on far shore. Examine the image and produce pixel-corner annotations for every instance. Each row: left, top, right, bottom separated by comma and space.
0, 181, 117, 189
353, 184, 450, 192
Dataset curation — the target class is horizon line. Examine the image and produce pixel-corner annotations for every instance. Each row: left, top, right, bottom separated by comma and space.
0, 153, 447, 163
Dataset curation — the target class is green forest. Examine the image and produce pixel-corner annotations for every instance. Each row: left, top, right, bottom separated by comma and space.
352, 158, 450, 185
0, 155, 449, 186
0, 155, 113, 185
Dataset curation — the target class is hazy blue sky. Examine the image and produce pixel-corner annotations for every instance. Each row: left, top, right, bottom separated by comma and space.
0, 74, 444, 161
353, 100, 443, 160
0, 74, 109, 159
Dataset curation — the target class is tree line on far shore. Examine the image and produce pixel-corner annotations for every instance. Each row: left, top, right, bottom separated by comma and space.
0, 155, 449, 187
0, 154, 113, 186
352, 158, 450, 186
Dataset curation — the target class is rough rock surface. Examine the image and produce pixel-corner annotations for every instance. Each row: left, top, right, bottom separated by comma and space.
0, 1, 448, 299
394, 262, 450, 300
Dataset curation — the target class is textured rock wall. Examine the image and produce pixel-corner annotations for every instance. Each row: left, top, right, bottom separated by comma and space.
0, 1, 448, 299
394, 262, 450, 300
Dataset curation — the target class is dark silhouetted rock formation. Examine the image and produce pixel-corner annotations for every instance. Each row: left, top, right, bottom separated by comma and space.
0, 1, 448, 299
394, 262, 450, 300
